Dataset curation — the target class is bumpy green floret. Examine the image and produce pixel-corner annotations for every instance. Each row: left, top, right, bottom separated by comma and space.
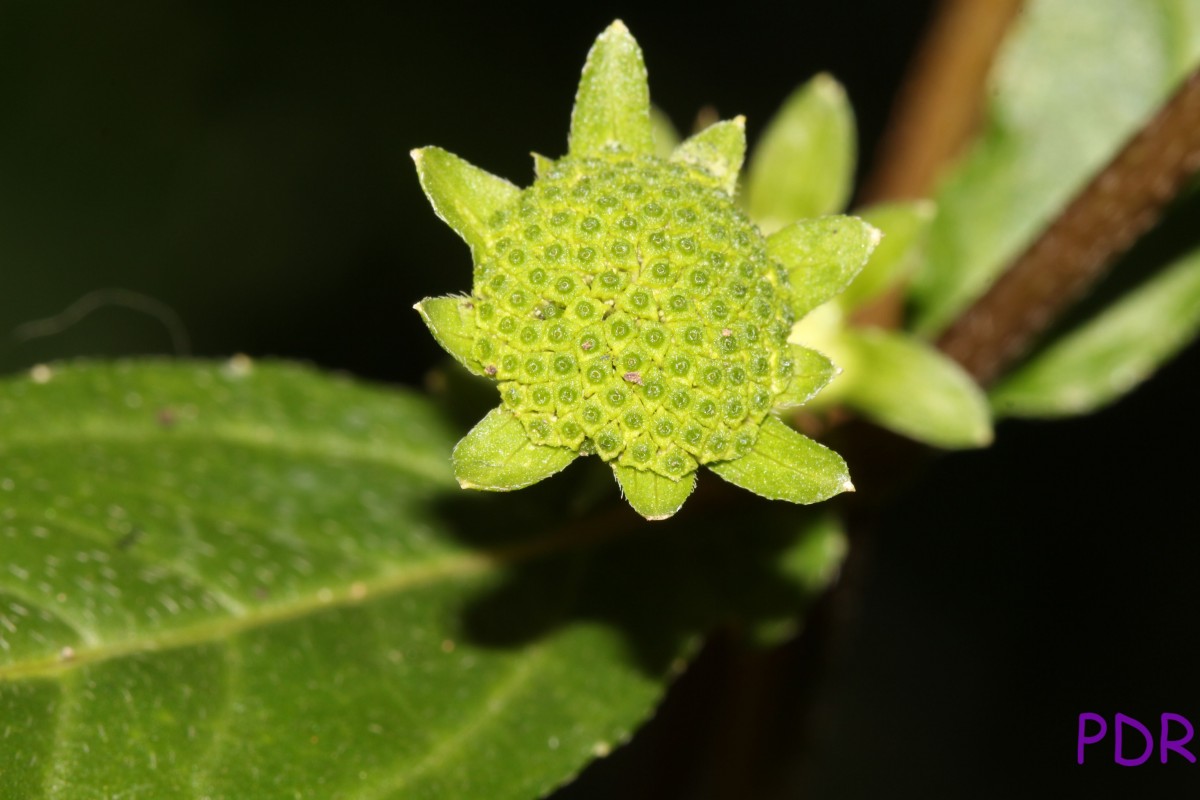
413, 20, 877, 520
469, 155, 795, 478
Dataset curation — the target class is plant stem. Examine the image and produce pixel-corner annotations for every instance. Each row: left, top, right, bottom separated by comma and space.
936, 67, 1200, 385
859, 0, 1024, 204
853, 0, 1023, 330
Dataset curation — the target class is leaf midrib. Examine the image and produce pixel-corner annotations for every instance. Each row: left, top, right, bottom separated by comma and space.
0, 510, 627, 683
0, 423, 453, 486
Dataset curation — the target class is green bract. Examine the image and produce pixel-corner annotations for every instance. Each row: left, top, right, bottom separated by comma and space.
741, 73, 994, 451
414, 21, 878, 519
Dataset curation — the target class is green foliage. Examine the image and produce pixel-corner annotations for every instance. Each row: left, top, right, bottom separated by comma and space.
568, 21, 654, 158
9, 7, 1200, 799
788, 302, 991, 449
839, 201, 934, 311
453, 406, 578, 490
0, 361, 846, 799
709, 416, 852, 503
774, 345, 838, 408
412, 147, 521, 262
612, 464, 696, 520
740, 78, 990, 450
991, 244, 1200, 417
415, 295, 486, 377
767, 216, 881, 318
838, 329, 993, 448
744, 73, 856, 234
670, 117, 747, 195
911, 0, 1200, 334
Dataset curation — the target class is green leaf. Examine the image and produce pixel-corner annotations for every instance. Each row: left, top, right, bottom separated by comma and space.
0, 360, 843, 800
670, 117, 746, 195
415, 295, 485, 376
710, 416, 852, 504
612, 465, 696, 520
991, 245, 1200, 418
838, 200, 935, 311
911, 0, 1200, 334
745, 73, 856, 234
775, 344, 838, 408
767, 215, 881, 318
568, 20, 654, 158
453, 405, 578, 490
839, 329, 993, 448
411, 146, 520, 261
649, 105, 682, 158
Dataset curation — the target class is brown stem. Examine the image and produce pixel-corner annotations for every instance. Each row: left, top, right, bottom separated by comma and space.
859, 0, 1024, 204
854, 0, 1023, 329
936, 68, 1200, 385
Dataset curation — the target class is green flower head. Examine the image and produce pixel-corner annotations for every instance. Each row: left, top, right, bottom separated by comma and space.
413, 21, 879, 520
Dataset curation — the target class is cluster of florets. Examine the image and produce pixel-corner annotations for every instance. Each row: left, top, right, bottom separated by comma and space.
466, 155, 796, 479
415, 20, 869, 519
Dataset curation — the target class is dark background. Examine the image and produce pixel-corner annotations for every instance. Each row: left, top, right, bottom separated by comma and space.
2, 2, 1197, 797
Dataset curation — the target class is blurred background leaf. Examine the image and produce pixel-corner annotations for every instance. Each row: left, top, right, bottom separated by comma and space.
991, 241, 1200, 418
837, 328, 992, 448
910, 0, 1200, 334
744, 74, 855, 233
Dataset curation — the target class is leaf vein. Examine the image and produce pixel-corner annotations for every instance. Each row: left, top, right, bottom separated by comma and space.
0, 512, 626, 683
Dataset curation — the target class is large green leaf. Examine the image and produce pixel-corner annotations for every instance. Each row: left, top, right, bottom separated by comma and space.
991, 245, 1200, 417
0, 360, 842, 799
911, 0, 1200, 334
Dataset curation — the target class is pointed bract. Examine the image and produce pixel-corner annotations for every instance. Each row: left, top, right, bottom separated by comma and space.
710, 416, 851, 504
775, 345, 838, 407
671, 117, 746, 195
838, 201, 935, 311
745, 73, 856, 234
452, 406, 578, 491
768, 216, 880, 319
412, 146, 520, 261
568, 20, 654, 158
839, 329, 992, 449
613, 464, 696, 520
414, 295, 486, 376
532, 152, 555, 180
